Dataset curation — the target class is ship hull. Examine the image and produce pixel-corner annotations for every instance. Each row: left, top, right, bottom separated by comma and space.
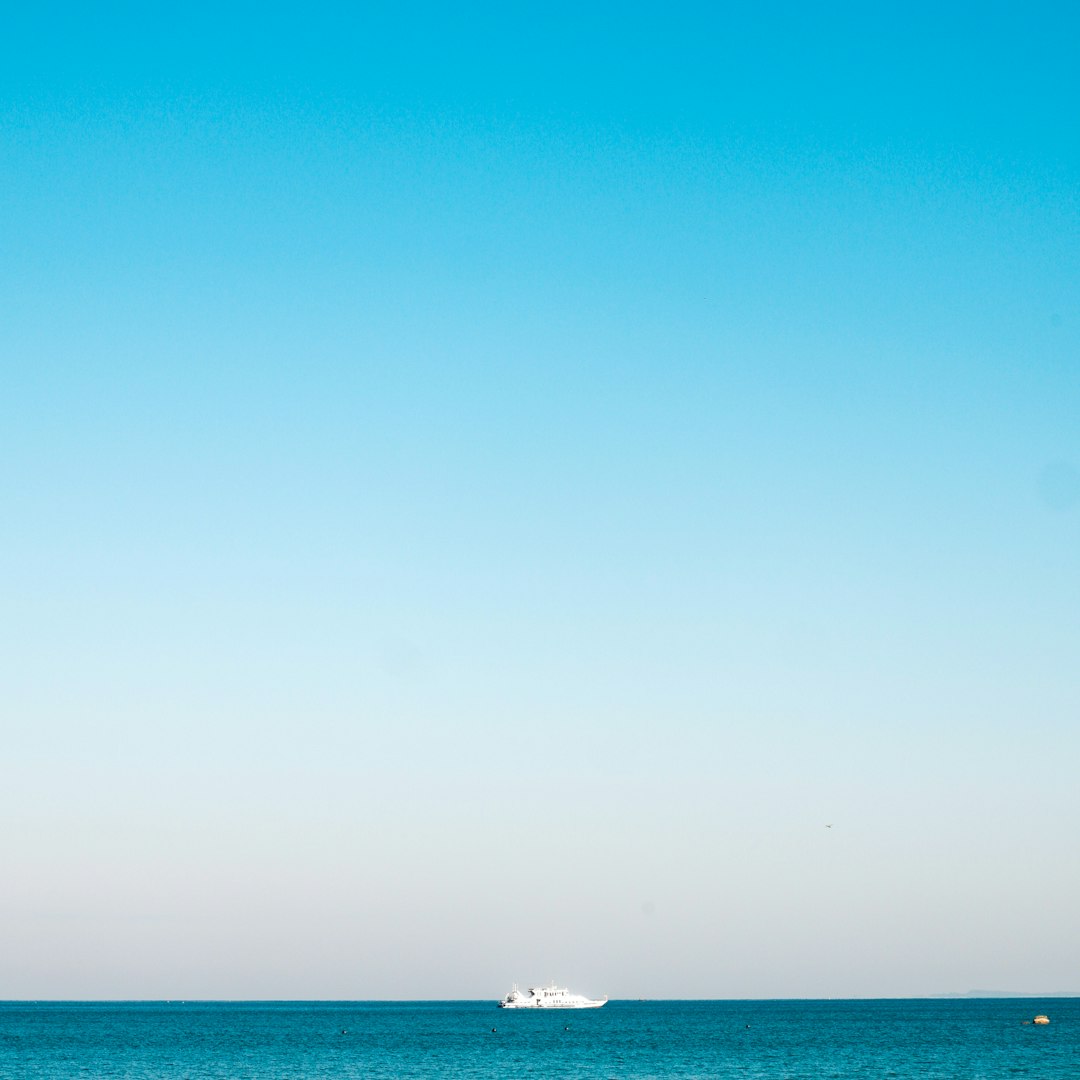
498, 999, 606, 1009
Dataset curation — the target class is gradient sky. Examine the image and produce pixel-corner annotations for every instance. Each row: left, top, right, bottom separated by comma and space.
2, 1, 1079, 999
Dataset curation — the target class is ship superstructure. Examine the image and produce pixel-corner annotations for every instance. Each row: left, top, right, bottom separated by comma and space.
498, 983, 607, 1008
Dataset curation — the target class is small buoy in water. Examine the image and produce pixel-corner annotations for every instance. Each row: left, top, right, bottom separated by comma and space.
1034, 1015, 1050, 1025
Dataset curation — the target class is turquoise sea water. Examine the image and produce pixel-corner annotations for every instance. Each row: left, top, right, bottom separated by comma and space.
2, 999, 1076, 1078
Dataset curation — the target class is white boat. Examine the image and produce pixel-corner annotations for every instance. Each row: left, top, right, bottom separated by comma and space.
498, 983, 607, 1009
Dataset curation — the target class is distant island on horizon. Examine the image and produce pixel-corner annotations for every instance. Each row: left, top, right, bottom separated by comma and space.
931, 990, 1080, 999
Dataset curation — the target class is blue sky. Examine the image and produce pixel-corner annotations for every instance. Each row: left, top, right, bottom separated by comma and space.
2, 2, 1079, 998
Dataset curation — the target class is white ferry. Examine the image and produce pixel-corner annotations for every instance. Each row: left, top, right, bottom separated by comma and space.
498, 983, 607, 1009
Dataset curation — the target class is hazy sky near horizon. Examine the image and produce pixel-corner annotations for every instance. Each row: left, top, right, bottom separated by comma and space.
3, 2, 1079, 999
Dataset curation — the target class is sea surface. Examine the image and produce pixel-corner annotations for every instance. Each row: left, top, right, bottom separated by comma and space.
1, 998, 1076, 1079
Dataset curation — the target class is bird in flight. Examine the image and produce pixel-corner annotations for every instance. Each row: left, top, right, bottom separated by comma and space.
824, 824, 833, 828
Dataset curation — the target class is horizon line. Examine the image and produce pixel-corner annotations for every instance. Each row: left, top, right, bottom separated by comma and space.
4, 993, 1079, 1004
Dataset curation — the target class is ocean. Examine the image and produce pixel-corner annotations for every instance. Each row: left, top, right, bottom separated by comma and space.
1, 998, 1076, 1078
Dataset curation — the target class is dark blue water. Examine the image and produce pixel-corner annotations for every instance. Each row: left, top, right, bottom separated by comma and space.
1, 999, 1075, 1078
